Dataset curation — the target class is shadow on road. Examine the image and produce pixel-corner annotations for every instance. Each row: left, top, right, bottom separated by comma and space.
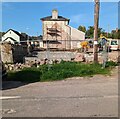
2, 81, 29, 90
2, 69, 41, 90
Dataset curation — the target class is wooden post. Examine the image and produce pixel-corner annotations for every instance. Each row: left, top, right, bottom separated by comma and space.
93, 0, 100, 63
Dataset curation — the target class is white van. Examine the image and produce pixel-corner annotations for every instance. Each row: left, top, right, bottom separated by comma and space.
109, 39, 119, 51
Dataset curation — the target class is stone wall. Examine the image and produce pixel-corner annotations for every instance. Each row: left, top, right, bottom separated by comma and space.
13, 45, 28, 63
0, 43, 13, 63
1, 43, 28, 63
24, 51, 84, 65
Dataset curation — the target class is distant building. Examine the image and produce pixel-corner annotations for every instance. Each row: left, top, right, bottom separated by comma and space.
40, 9, 85, 49
2, 29, 28, 44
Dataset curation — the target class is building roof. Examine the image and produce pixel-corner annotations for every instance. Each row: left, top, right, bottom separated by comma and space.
3, 29, 28, 41
3, 29, 28, 37
41, 16, 70, 22
6, 29, 22, 36
3, 37, 18, 42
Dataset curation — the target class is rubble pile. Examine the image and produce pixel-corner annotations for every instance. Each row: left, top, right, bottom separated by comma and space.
4, 59, 62, 71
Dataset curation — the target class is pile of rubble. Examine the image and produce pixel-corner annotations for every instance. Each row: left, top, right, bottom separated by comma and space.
5, 56, 85, 71
5, 59, 62, 71
5, 63, 29, 71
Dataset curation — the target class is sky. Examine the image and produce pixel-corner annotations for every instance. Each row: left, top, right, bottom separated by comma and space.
1, 2, 118, 36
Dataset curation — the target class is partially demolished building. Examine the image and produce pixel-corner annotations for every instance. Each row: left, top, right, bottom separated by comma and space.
40, 9, 85, 49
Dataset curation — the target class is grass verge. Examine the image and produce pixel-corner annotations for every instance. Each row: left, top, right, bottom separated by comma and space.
7, 61, 118, 83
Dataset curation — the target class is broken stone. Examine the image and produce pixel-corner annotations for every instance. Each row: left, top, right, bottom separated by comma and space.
2, 109, 16, 114
74, 53, 83, 62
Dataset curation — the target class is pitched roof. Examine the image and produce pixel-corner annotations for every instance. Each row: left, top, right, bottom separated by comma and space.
3, 29, 28, 37
3, 37, 18, 42
6, 29, 22, 36
41, 16, 70, 22
3, 29, 28, 40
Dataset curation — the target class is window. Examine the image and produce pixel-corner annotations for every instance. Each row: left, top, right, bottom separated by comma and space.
111, 41, 118, 45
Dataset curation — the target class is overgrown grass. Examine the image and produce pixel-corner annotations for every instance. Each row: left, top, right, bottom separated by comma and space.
105, 61, 118, 67
8, 61, 117, 83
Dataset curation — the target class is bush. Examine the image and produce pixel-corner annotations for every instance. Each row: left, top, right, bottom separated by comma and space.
105, 61, 118, 67
8, 61, 112, 82
8, 67, 41, 83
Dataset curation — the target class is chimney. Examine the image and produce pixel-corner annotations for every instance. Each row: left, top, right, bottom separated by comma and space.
52, 9, 58, 19
116, 28, 118, 32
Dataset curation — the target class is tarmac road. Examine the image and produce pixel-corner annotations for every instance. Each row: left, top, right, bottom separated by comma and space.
2, 67, 118, 117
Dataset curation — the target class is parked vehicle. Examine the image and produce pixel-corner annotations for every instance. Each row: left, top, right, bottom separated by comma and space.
109, 39, 119, 51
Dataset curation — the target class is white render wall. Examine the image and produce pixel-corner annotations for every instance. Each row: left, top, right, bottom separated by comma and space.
2, 30, 20, 43
42, 21, 85, 40
42, 20, 85, 49
3, 38, 15, 44
42, 20, 69, 40
69, 26, 85, 40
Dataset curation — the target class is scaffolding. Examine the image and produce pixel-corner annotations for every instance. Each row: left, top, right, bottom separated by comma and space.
43, 22, 72, 50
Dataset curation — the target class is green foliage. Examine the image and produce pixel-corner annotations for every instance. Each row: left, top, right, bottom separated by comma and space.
85, 26, 105, 38
8, 67, 41, 83
78, 26, 86, 33
85, 26, 94, 38
7, 61, 114, 83
105, 61, 118, 67
111, 30, 120, 39
118, 29, 120, 39
0, 32, 5, 37
79, 25, 120, 39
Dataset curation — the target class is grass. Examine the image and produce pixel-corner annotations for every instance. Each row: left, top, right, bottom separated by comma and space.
7, 61, 118, 83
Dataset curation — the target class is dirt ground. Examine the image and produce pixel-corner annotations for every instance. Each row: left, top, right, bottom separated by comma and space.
108, 51, 119, 61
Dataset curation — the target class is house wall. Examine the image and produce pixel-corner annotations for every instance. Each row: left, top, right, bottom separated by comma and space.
2, 30, 20, 43
42, 20, 85, 49
42, 20, 69, 41
70, 26, 85, 40
3, 38, 15, 44
68, 26, 85, 49
42, 20, 69, 49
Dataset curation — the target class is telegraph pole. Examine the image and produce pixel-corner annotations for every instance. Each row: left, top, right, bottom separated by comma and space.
93, 0, 100, 63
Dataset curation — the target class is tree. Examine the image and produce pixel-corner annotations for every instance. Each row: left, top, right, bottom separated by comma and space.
85, 26, 106, 38
78, 26, 86, 33
0, 32, 5, 36
85, 26, 94, 38
118, 29, 120, 39
110, 29, 120, 39
111, 30, 118, 39
98, 28, 105, 38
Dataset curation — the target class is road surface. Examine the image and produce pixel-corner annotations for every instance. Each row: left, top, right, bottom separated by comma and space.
1, 66, 118, 117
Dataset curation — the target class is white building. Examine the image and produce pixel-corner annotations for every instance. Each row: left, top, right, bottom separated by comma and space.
40, 9, 85, 49
2, 29, 27, 44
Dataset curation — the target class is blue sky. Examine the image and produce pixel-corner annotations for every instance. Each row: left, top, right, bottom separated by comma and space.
2, 2, 118, 36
